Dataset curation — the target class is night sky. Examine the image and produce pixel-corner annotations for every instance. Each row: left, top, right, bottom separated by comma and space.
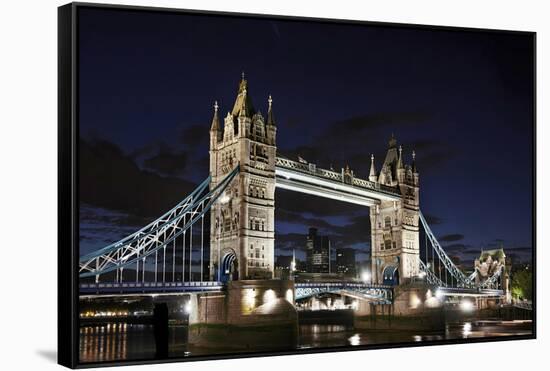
78, 7, 534, 268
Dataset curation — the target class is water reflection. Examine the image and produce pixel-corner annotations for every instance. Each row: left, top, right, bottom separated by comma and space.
463, 322, 472, 338
79, 320, 532, 363
348, 334, 360, 346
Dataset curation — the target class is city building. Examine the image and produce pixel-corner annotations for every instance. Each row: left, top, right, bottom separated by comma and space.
336, 248, 356, 276
306, 228, 331, 273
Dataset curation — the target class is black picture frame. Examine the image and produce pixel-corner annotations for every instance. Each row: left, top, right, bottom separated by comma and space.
58, 2, 536, 368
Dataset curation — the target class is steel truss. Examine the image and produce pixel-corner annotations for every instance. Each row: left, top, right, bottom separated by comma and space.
419, 211, 504, 290
419, 211, 474, 287
79, 166, 239, 279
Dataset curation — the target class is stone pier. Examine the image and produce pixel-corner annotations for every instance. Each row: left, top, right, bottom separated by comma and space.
188, 280, 298, 350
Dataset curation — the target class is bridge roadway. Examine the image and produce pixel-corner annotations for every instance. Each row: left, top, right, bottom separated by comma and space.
79, 281, 224, 297
79, 280, 394, 301
80, 281, 503, 300
274, 157, 401, 207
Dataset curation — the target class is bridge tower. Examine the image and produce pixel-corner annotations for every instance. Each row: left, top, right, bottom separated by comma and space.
370, 135, 420, 285
209, 74, 277, 281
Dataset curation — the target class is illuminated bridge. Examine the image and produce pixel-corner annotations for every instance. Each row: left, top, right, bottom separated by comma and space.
79, 161, 506, 301
79, 76, 507, 308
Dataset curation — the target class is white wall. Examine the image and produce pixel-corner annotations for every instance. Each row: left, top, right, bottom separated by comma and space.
0, 0, 546, 370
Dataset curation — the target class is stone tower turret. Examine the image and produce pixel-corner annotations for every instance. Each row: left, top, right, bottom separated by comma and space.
370, 135, 420, 285
209, 74, 276, 281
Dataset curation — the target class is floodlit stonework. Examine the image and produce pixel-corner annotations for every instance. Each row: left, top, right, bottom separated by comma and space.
209, 75, 277, 280
370, 136, 420, 285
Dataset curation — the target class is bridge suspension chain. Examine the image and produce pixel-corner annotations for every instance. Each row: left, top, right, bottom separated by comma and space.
418, 259, 446, 287
419, 211, 473, 288
79, 165, 240, 280
419, 210, 505, 291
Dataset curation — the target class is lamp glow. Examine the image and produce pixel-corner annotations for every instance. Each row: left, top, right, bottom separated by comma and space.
460, 300, 474, 312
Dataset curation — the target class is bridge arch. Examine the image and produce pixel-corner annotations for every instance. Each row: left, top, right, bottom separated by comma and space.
382, 265, 399, 286
220, 249, 238, 282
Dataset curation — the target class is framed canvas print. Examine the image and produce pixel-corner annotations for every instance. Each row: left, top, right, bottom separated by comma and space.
58, 2, 536, 368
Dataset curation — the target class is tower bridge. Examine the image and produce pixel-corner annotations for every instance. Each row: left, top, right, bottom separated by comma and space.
79, 75, 508, 317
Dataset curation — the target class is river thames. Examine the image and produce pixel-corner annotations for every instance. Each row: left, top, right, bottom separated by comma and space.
79, 320, 532, 363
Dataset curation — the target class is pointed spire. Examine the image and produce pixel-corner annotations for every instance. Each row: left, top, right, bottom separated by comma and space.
232, 73, 255, 118
397, 145, 404, 169
369, 154, 377, 182
388, 133, 397, 148
267, 94, 276, 126
239, 88, 247, 117
412, 150, 418, 173
210, 100, 220, 131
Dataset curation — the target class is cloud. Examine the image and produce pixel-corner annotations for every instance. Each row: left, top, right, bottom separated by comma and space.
275, 201, 373, 254
143, 150, 188, 175
275, 233, 307, 253
276, 188, 365, 217
278, 110, 455, 180
276, 209, 335, 230
443, 243, 472, 252
80, 138, 198, 219
179, 124, 208, 149
422, 213, 443, 225
439, 233, 465, 242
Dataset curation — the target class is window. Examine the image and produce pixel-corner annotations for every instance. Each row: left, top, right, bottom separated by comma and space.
255, 221, 260, 230
261, 221, 265, 231
384, 216, 391, 228
249, 219, 253, 229
392, 241, 397, 249
255, 249, 260, 258
384, 240, 392, 250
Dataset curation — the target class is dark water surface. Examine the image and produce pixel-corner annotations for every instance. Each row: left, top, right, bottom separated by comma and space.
79, 320, 533, 363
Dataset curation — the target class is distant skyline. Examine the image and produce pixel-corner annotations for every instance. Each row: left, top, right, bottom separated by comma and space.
78, 7, 534, 268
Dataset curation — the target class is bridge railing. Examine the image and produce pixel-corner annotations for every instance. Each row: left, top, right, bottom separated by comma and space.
80, 281, 223, 289
295, 282, 392, 289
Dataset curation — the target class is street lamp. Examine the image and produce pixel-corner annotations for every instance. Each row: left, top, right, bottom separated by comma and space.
361, 271, 371, 283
